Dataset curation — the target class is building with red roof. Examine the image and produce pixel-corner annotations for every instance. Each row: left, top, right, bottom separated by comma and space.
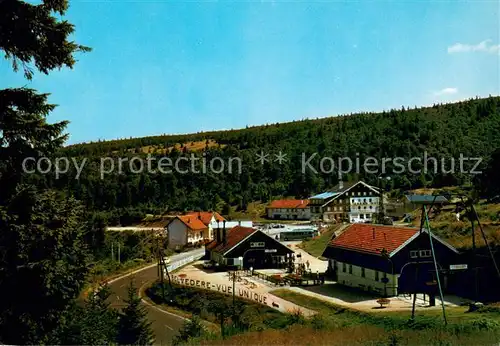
165, 211, 226, 249
206, 226, 295, 269
266, 199, 310, 220
322, 223, 460, 297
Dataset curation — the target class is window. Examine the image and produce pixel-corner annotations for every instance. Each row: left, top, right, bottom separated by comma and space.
360, 214, 364, 219
199, 231, 203, 238
410, 250, 418, 258
369, 205, 373, 209
363, 192, 367, 196
349, 264, 353, 274
375, 271, 379, 281
227, 258, 234, 265
361, 267, 365, 277
343, 263, 347, 272
369, 198, 372, 203
358, 192, 361, 196
420, 250, 432, 258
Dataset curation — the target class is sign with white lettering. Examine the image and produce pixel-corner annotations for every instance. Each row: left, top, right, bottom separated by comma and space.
250, 242, 265, 248
171, 274, 271, 308
265, 249, 277, 253
450, 264, 468, 270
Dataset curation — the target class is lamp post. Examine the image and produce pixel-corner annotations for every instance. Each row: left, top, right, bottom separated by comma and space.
232, 256, 243, 306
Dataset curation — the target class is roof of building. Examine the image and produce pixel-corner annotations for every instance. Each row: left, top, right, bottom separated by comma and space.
184, 211, 225, 226
326, 223, 420, 256
210, 220, 254, 229
405, 195, 449, 204
176, 215, 208, 231
321, 181, 381, 207
206, 226, 257, 254
309, 192, 338, 200
330, 181, 359, 193
267, 199, 310, 209
310, 181, 380, 201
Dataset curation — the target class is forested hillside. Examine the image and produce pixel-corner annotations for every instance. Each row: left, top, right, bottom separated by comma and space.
52, 97, 500, 224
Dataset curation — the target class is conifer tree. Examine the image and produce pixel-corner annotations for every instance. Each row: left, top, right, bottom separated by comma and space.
0, 0, 91, 343
117, 280, 155, 345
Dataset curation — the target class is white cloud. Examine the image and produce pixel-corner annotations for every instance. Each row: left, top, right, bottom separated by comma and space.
448, 39, 500, 54
433, 87, 458, 96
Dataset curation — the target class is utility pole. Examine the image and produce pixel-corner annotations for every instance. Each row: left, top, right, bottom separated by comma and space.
157, 232, 172, 302
411, 205, 426, 321
118, 243, 121, 264
157, 235, 165, 301
423, 205, 447, 325
232, 271, 236, 307
471, 217, 478, 301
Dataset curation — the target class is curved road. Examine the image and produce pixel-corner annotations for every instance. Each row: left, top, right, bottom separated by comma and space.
108, 248, 204, 345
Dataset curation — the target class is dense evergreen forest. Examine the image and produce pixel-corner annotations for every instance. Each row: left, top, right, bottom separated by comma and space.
51, 97, 500, 225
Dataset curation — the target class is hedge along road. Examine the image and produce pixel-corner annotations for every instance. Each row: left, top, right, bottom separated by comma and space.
107, 248, 205, 345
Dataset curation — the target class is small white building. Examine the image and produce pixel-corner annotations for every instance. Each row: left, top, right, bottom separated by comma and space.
165, 211, 225, 248
266, 200, 311, 220
165, 215, 208, 248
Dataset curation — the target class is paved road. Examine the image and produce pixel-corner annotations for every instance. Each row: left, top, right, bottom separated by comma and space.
108, 248, 205, 345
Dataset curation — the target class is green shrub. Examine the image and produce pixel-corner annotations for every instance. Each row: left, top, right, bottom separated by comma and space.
309, 314, 327, 330
172, 315, 206, 346
403, 317, 440, 331
387, 331, 403, 346
476, 305, 500, 314
471, 318, 500, 331
286, 308, 306, 326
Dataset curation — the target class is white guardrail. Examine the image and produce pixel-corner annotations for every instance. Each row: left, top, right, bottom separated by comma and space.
166, 253, 204, 273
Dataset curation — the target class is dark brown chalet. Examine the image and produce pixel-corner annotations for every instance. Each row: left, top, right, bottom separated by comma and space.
206, 226, 295, 269
309, 180, 382, 223
322, 224, 461, 297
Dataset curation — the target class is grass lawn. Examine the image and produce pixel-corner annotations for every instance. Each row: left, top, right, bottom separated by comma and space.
272, 289, 500, 326
298, 225, 339, 258
196, 289, 500, 346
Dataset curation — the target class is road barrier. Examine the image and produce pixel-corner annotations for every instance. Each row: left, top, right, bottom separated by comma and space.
166, 252, 204, 273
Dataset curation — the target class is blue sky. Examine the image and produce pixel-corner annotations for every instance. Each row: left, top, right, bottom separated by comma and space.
1, 1, 499, 144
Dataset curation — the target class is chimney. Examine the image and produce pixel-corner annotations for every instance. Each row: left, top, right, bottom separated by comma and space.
372, 228, 376, 239
223, 220, 227, 245
339, 180, 344, 190
216, 220, 220, 242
